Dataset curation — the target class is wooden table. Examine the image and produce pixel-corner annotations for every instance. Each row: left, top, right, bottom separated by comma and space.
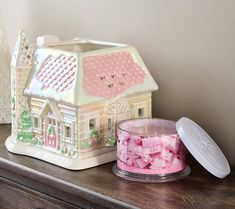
0, 124, 234, 209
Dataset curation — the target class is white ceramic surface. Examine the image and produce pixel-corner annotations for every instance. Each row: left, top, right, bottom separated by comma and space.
5, 135, 116, 170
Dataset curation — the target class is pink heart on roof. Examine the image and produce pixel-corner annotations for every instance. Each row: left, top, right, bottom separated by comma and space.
82, 51, 145, 98
36, 54, 77, 92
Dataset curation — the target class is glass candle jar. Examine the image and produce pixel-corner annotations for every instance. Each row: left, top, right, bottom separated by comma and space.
112, 118, 191, 182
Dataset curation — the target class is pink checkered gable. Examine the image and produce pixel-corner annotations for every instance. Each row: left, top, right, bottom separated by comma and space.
36, 54, 77, 92
82, 51, 145, 98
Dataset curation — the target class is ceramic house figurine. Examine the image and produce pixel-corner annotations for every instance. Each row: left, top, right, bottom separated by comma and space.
0, 15, 11, 124
6, 31, 159, 170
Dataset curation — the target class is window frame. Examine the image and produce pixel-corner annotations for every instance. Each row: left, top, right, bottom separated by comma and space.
89, 118, 96, 130
32, 114, 41, 133
85, 111, 100, 138
107, 118, 112, 130
63, 123, 73, 144
138, 107, 145, 118
105, 116, 115, 138
134, 101, 148, 118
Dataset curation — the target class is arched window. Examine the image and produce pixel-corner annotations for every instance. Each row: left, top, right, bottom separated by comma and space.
105, 96, 130, 143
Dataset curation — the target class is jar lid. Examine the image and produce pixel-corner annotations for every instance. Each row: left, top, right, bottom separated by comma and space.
176, 117, 230, 178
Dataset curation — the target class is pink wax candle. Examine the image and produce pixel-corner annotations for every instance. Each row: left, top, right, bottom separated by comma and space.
113, 117, 230, 182
113, 118, 190, 182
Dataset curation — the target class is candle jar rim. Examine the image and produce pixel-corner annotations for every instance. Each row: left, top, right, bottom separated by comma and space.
118, 117, 177, 137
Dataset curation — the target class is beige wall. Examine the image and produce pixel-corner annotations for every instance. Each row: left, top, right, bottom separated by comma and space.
1, 0, 235, 166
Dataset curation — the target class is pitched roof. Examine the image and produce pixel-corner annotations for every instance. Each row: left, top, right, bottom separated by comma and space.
24, 39, 158, 106
35, 54, 77, 92
83, 51, 146, 98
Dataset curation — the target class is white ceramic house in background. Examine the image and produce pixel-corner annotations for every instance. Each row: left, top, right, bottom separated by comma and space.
0, 15, 11, 124
6, 31, 158, 170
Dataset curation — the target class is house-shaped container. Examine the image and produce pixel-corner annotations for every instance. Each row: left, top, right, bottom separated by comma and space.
6, 32, 159, 170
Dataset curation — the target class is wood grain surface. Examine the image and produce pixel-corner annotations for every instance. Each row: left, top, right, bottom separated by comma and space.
0, 124, 235, 209
0, 176, 81, 209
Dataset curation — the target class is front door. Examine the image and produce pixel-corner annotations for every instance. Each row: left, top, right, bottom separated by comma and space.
45, 118, 57, 148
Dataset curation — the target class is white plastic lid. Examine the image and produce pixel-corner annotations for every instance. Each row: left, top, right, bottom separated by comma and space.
176, 117, 230, 178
